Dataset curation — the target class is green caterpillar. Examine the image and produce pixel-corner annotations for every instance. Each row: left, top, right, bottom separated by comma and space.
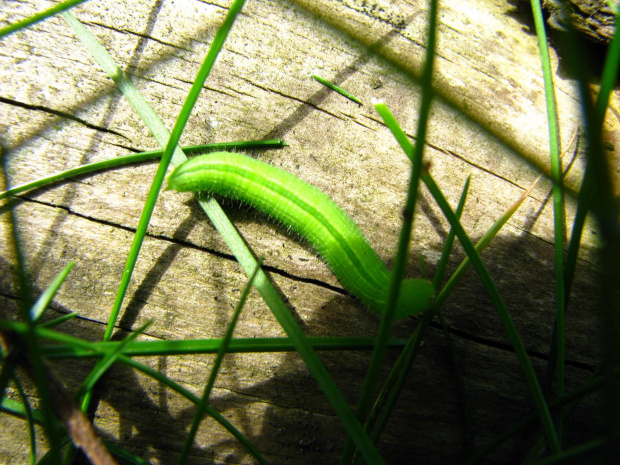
167, 152, 435, 318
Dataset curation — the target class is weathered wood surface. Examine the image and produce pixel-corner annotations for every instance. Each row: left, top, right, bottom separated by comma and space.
0, 0, 617, 463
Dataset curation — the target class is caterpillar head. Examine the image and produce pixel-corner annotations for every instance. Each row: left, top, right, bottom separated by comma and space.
394, 279, 435, 319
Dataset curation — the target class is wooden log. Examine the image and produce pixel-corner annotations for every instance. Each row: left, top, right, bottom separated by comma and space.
1, 0, 616, 463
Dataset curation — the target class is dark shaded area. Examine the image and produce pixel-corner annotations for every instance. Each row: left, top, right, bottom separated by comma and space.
0, 218, 606, 464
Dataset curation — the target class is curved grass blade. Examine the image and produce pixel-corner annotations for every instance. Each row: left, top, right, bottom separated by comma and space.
76, 320, 152, 400
0, 319, 267, 464
0, 140, 286, 201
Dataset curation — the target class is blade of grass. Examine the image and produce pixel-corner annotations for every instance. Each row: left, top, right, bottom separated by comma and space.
0, 320, 268, 464
65, 5, 383, 461
0, 0, 88, 39
179, 261, 262, 464
63, 0, 247, 346
0, 140, 286, 201
467, 368, 620, 464
341, 2, 439, 463
531, 0, 566, 422
204, 198, 386, 463
0, 144, 62, 462
39, 312, 78, 329
0, 319, 406, 357
563, 19, 620, 464
423, 172, 560, 453
434, 176, 471, 288
63, 0, 246, 412
29, 261, 75, 322
553, 8, 620, 382
311, 74, 363, 104
375, 101, 560, 453
528, 439, 606, 465
0, 349, 20, 410
76, 320, 152, 400
14, 377, 37, 465
376, 102, 576, 312
364, 176, 471, 454
102, 440, 151, 465
436, 129, 576, 311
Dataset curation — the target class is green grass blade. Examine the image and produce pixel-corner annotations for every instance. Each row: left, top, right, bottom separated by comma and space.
0, 320, 267, 464
433, 176, 471, 288
1, 397, 45, 423
563, 11, 620, 308
422, 172, 560, 453
76, 320, 152, 400
374, 102, 560, 453
63, 0, 247, 344
527, 439, 606, 465
311, 74, 363, 104
0, 140, 285, 201
0, 0, 88, 39
531, 0, 566, 409
0, 319, 406, 357
564, 20, 620, 464
201, 199, 385, 464
341, 2, 439, 463
120, 353, 268, 465
0, 350, 20, 415
468, 368, 620, 463
180, 262, 262, 464
29, 261, 75, 322
39, 312, 78, 329
1, 145, 62, 462
376, 101, 567, 313
365, 177, 469, 450
63, 0, 246, 415
14, 378, 37, 465
102, 440, 151, 465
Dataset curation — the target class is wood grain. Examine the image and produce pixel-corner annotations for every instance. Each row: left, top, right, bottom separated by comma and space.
1, 0, 615, 463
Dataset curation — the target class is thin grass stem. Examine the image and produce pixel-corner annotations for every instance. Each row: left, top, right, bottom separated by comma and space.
341, 2, 439, 463
179, 261, 262, 464
0, 0, 88, 39
0, 140, 285, 201
311, 74, 363, 104
531, 1, 566, 428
